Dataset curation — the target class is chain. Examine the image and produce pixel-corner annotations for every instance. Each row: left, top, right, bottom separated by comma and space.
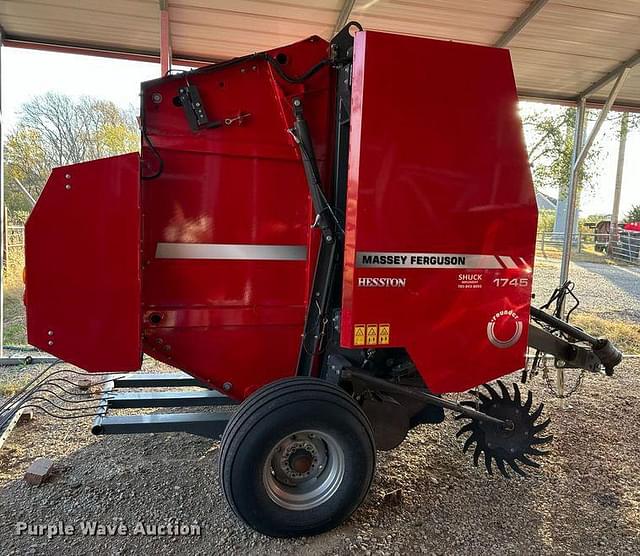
542, 364, 586, 398
525, 350, 585, 399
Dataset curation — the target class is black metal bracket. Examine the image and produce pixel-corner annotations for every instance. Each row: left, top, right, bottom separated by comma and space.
177, 84, 223, 132
294, 23, 358, 377
92, 372, 236, 439
529, 306, 622, 375
527, 324, 601, 372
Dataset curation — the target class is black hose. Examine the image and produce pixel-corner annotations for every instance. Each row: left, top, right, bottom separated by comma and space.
260, 54, 330, 84
141, 126, 164, 180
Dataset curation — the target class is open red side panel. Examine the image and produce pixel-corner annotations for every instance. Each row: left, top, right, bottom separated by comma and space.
341, 31, 538, 394
25, 153, 142, 371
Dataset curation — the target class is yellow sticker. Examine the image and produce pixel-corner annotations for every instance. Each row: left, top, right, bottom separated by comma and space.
354, 325, 366, 346
366, 324, 378, 345
379, 323, 390, 345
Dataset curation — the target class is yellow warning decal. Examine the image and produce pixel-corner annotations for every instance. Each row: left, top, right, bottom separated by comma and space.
366, 324, 378, 345
379, 323, 390, 345
354, 325, 366, 346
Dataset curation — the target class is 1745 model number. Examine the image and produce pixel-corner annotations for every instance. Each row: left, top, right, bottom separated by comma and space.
492, 278, 529, 287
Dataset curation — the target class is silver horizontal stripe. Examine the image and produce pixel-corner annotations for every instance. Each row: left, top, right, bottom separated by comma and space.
499, 256, 518, 269
356, 252, 502, 269
156, 242, 307, 261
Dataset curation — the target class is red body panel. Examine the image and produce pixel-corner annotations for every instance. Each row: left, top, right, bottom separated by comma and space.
340, 32, 537, 393
138, 37, 332, 399
25, 154, 141, 371
25, 31, 537, 399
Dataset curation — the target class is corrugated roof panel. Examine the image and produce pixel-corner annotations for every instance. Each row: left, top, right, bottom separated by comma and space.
350, 0, 512, 44
1, 0, 640, 107
175, 0, 341, 24
555, 0, 640, 18
169, 0, 340, 61
359, 0, 529, 20
536, 3, 640, 33
510, 34, 634, 60
0, 0, 158, 52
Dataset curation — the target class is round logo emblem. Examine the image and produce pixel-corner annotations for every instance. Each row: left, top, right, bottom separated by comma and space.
487, 310, 523, 349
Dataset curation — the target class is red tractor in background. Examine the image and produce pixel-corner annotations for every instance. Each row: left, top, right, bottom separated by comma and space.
21, 24, 621, 536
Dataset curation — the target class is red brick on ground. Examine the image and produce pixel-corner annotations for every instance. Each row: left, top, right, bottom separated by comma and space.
24, 458, 54, 486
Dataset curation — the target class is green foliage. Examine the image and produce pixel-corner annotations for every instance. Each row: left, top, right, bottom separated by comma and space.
624, 204, 640, 224
537, 209, 556, 232
521, 104, 603, 200
3, 92, 139, 214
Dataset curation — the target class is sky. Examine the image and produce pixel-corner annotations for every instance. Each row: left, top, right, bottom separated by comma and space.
2, 46, 639, 218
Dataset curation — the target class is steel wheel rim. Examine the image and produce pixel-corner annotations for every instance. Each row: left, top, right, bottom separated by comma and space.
263, 429, 345, 511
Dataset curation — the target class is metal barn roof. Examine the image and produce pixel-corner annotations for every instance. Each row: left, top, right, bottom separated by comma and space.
1, 0, 640, 108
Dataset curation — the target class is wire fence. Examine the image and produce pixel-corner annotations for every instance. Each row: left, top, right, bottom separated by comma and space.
5, 226, 639, 271
606, 231, 640, 264
536, 230, 640, 266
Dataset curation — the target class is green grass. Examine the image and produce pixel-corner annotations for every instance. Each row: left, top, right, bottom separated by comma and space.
3, 248, 27, 346
3, 288, 27, 346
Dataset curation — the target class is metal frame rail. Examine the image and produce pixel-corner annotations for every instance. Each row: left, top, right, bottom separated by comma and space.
92, 372, 236, 439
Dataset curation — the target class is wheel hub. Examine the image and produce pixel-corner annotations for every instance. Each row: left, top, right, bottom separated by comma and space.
275, 435, 326, 483
263, 430, 345, 511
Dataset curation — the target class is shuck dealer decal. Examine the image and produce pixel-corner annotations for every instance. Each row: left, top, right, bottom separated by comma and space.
487, 310, 523, 348
356, 252, 503, 269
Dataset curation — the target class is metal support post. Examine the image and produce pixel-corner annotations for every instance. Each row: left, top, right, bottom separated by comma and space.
558, 98, 586, 293
560, 68, 631, 290
557, 99, 585, 399
159, 0, 172, 76
557, 68, 630, 397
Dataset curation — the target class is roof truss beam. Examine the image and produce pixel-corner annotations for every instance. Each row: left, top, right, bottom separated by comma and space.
494, 0, 549, 48
334, 0, 357, 36
580, 51, 640, 99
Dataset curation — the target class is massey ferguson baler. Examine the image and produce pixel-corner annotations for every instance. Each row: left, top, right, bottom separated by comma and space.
22, 25, 622, 537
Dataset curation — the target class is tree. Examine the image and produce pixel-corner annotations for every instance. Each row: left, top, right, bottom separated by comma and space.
625, 204, 640, 224
3, 92, 138, 213
521, 104, 602, 199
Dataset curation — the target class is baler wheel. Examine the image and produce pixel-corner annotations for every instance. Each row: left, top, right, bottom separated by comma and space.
219, 377, 375, 537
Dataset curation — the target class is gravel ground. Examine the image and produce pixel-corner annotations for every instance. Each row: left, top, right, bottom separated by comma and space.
532, 259, 640, 325
0, 260, 638, 555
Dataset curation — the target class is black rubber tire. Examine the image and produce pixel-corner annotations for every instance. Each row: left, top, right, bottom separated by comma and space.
219, 377, 376, 537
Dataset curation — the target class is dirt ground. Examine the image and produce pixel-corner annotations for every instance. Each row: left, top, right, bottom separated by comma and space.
0, 363, 639, 555
0, 261, 639, 555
